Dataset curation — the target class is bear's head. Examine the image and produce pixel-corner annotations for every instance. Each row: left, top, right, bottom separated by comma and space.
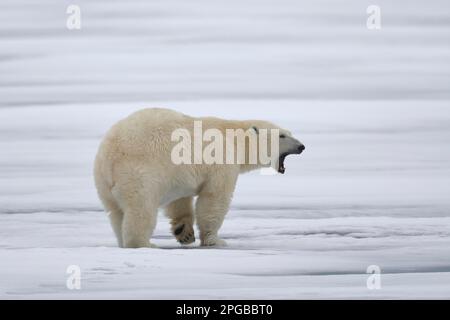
241, 120, 305, 174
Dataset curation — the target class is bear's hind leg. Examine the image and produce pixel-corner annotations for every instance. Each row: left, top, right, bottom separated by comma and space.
112, 181, 159, 248
110, 161, 161, 248
97, 186, 124, 248
165, 197, 195, 245
121, 206, 158, 248
108, 207, 124, 248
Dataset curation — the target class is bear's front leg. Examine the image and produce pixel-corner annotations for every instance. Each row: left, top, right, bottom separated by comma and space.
195, 174, 237, 247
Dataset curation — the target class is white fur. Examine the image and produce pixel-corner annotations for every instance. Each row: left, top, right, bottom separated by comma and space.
94, 108, 302, 248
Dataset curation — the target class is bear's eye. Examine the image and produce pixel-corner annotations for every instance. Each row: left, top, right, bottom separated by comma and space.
280, 134, 286, 138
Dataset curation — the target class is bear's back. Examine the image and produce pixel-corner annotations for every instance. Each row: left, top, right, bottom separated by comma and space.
101, 108, 189, 157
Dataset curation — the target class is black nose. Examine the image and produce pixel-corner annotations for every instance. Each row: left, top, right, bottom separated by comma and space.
298, 145, 305, 153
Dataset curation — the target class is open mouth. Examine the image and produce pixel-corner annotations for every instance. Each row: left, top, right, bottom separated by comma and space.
278, 147, 304, 174
278, 153, 289, 174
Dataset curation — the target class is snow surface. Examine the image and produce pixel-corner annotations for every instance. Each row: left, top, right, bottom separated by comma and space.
1, 101, 450, 299
1, 0, 450, 299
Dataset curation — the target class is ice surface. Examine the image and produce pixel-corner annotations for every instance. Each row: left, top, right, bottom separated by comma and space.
1, 101, 450, 299
1, 0, 450, 299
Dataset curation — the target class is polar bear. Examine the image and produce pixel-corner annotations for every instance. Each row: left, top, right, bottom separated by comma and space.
94, 108, 305, 248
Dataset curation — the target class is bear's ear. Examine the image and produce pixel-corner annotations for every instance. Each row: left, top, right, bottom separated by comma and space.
251, 126, 259, 134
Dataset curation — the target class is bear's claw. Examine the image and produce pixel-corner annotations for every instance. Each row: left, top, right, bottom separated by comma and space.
172, 223, 195, 245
